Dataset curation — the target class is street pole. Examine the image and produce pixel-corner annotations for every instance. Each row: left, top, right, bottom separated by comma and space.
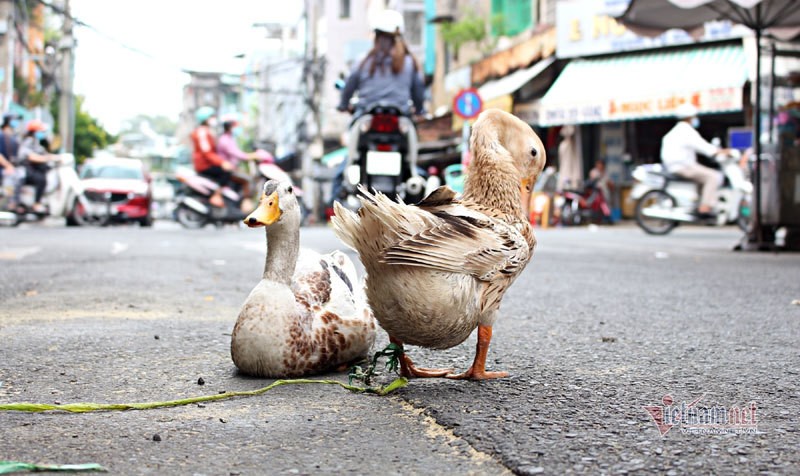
302, 0, 324, 221
58, 0, 75, 153
0, 0, 14, 113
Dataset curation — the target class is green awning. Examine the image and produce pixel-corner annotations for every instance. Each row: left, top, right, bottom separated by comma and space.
539, 44, 748, 126
321, 147, 348, 166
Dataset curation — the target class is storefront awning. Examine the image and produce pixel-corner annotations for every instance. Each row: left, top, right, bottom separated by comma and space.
539, 44, 748, 126
478, 57, 556, 102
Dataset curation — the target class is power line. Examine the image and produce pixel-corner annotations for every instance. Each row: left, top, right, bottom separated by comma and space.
35, 0, 306, 78
34, 0, 185, 71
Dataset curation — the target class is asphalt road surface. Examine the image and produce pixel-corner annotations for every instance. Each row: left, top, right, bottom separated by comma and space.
1, 221, 798, 475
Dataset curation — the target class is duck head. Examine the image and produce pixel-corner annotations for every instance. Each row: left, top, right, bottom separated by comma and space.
244, 180, 300, 228
470, 109, 546, 193
468, 109, 546, 215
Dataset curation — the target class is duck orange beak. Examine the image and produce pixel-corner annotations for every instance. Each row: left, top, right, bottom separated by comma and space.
244, 191, 281, 227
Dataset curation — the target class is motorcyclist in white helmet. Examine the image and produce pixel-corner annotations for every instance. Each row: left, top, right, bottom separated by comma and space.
334, 9, 426, 204
337, 9, 425, 117
660, 104, 733, 218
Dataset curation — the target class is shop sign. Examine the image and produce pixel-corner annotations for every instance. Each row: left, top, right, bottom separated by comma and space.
541, 87, 742, 125
513, 101, 541, 126
556, 0, 746, 59
541, 103, 605, 126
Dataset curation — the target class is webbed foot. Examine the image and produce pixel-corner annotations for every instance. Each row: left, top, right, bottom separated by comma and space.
390, 336, 452, 378
399, 353, 453, 378
445, 324, 509, 380
445, 368, 509, 380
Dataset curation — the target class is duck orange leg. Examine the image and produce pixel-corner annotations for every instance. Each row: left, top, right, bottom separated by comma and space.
446, 325, 509, 380
390, 336, 452, 378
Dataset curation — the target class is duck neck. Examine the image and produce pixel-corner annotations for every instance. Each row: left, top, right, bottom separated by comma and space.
463, 151, 523, 217
263, 220, 299, 285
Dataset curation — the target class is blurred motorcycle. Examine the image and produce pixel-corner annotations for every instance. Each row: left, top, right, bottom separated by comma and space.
343, 103, 425, 202
0, 153, 98, 226
559, 179, 612, 226
631, 150, 752, 235
245, 150, 309, 225
173, 167, 246, 229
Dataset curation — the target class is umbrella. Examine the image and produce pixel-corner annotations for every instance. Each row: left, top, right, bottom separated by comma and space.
617, 0, 800, 247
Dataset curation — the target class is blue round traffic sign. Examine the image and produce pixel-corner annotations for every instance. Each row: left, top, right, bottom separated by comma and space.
453, 88, 483, 120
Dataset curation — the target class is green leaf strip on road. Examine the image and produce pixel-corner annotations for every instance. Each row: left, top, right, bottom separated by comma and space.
0, 377, 408, 414
0, 461, 106, 474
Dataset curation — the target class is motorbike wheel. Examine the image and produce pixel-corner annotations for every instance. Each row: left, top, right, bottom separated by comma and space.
560, 200, 581, 227
69, 198, 110, 227
736, 197, 752, 232
175, 204, 207, 229
634, 190, 679, 235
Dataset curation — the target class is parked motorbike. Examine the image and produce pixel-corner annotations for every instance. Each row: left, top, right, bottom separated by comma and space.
341, 103, 427, 204
631, 150, 752, 235
559, 179, 612, 226
0, 153, 100, 227
173, 167, 246, 229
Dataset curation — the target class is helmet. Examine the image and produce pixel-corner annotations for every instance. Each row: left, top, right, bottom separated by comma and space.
26, 119, 47, 133
371, 9, 404, 34
675, 103, 698, 119
220, 112, 240, 127
1, 114, 20, 129
195, 106, 216, 124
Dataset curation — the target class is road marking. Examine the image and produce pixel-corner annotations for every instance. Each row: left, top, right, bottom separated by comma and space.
398, 400, 501, 467
0, 247, 41, 260
111, 242, 129, 255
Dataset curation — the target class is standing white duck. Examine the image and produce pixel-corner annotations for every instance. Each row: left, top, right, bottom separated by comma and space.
332, 109, 545, 380
231, 180, 375, 378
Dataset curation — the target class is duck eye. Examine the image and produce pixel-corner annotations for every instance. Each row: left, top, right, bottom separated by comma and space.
530, 148, 538, 158
287, 185, 293, 194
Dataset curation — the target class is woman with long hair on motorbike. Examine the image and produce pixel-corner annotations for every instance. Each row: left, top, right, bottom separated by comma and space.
333, 9, 426, 204
337, 10, 425, 116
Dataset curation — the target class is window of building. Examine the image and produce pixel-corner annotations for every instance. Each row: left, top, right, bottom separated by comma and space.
491, 0, 533, 37
340, 0, 351, 19
403, 10, 424, 47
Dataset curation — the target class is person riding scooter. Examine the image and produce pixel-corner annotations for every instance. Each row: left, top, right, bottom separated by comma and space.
217, 115, 257, 210
334, 9, 425, 205
19, 120, 55, 214
0, 115, 21, 202
660, 104, 733, 219
191, 106, 232, 208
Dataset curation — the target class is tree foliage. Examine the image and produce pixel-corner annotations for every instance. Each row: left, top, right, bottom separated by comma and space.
120, 114, 178, 136
439, 11, 504, 61
50, 96, 116, 163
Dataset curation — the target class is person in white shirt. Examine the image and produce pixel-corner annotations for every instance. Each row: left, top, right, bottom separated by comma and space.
660, 104, 732, 218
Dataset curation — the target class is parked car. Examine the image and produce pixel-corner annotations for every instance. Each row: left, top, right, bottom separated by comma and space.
78, 157, 153, 226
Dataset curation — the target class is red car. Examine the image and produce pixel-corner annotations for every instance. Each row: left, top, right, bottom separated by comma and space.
75, 157, 153, 226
